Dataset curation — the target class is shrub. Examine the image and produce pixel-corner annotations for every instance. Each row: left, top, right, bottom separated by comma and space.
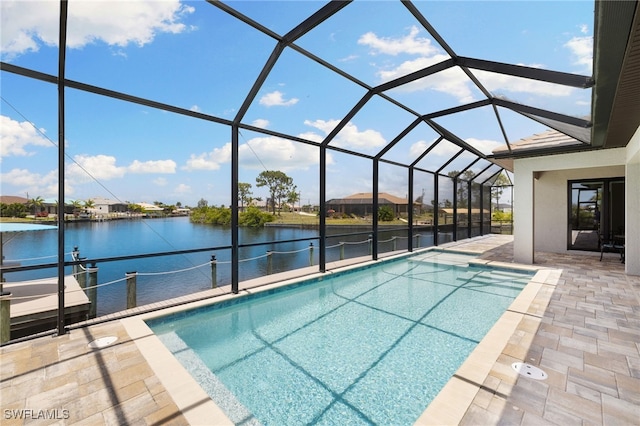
378, 205, 394, 221
0, 203, 28, 218
492, 210, 512, 221
239, 206, 275, 227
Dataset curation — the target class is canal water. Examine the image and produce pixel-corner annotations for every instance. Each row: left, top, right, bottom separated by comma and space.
2, 217, 426, 315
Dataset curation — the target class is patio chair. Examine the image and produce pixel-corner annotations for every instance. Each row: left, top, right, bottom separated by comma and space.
600, 234, 625, 262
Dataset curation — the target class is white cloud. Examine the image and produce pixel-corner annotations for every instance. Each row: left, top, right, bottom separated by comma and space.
0, 115, 52, 159
240, 137, 319, 171
410, 137, 500, 158
251, 118, 270, 129
358, 26, 439, 56
564, 35, 592, 72
339, 54, 359, 62
410, 139, 460, 158
184, 144, 231, 171
379, 57, 474, 102
377, 55, 449, 81
475, 69, 574, 97
174, 183, 191, 194
379, 169, 408, 197
190, 105, 201, 113
1, 0, 194, 59
2, 168, 45, 187
358, 27, 478, 103
303, 119, 386, 150
303, 119, 337, 135
464, 138, 502, 156
153, 177, 168, 186
297, 131, 324, 144
360, 25, 584, 102
259, 91, 299, 107
410, 140, 435, 158
67, 154, 126, 181
67, 154, 176, 183
128, 159, 176, 174
1, 167, 58, 197
184, 135, 324, 173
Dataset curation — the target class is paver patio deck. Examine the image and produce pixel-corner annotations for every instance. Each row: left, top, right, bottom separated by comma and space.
1, 235, 638, 425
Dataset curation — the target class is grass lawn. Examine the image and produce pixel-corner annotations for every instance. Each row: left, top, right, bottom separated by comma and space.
270, 212, 415, 226
0, 217, 57, 223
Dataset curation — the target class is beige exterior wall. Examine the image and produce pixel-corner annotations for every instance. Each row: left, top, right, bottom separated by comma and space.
625, 126, 640, 275
512, 146, 637, 270
514, 126, 640, 275
533, 165, 625, 252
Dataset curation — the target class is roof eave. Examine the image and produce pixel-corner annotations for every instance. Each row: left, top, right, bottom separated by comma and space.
591, 0, 640, 149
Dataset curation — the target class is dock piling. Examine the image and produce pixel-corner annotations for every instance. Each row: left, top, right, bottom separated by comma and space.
0, 292, 10, 343
211, 255, 217, 288
87, 263, 98, 319
126, 271, 137, 309
77, 257, 87, 290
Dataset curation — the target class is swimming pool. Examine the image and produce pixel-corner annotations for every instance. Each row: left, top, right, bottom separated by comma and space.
147, 251, 534, 425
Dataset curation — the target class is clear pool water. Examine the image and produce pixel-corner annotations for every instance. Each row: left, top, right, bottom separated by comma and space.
148, 251, 533, 425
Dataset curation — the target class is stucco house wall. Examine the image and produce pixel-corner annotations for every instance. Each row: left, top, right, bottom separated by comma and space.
625, 126, 640, 275
513, 129, 639, 275
533, 165, 625, 253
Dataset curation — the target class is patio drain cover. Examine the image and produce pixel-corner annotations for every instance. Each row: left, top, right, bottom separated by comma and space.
512, 362, 548, 380
88, 336, 117, 349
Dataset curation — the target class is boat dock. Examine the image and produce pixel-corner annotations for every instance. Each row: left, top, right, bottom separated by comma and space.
2, 275, 91, 339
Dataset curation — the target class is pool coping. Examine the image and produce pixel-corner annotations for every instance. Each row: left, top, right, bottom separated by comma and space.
121, 247, 558, 425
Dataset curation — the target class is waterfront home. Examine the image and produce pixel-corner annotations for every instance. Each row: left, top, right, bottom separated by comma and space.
87, 197, 129, 217
326, 192, 410, 217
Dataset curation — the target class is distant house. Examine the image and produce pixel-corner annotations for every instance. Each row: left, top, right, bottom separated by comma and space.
326, 192, 410, 217
496, 203, 512, 213
0, 196, 28, 205
439, 208, 491, 225
171, 208, 191, 216
88, 197, 129, 216
0, 196, 57, 217
137, 202, 165, 214
41, 198, 58, 216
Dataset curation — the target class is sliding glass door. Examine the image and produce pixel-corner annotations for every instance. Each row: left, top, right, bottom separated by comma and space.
568, 178, 624, 251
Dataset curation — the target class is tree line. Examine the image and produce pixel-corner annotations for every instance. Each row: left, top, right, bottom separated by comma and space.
0, 197, 185, 219
190, 170, 298, 227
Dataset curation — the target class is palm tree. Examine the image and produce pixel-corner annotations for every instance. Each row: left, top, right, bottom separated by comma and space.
70, 200, 83, 216
28, 196, 44, 219
83, 199, 95, 218
238, 182, 253, 211
287, 187, 300, 212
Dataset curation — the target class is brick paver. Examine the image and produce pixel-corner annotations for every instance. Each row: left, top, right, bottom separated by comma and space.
1, 321, 187, 425
457, 240, 640, 426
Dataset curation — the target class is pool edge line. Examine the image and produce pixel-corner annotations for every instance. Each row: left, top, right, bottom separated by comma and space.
124, 242, 544, 426
119, 249, 438, 425
415, 267, 561, 425
120, 315, 234, 426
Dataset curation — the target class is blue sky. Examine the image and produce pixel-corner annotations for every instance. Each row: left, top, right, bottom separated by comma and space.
1, 1, 594, 207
